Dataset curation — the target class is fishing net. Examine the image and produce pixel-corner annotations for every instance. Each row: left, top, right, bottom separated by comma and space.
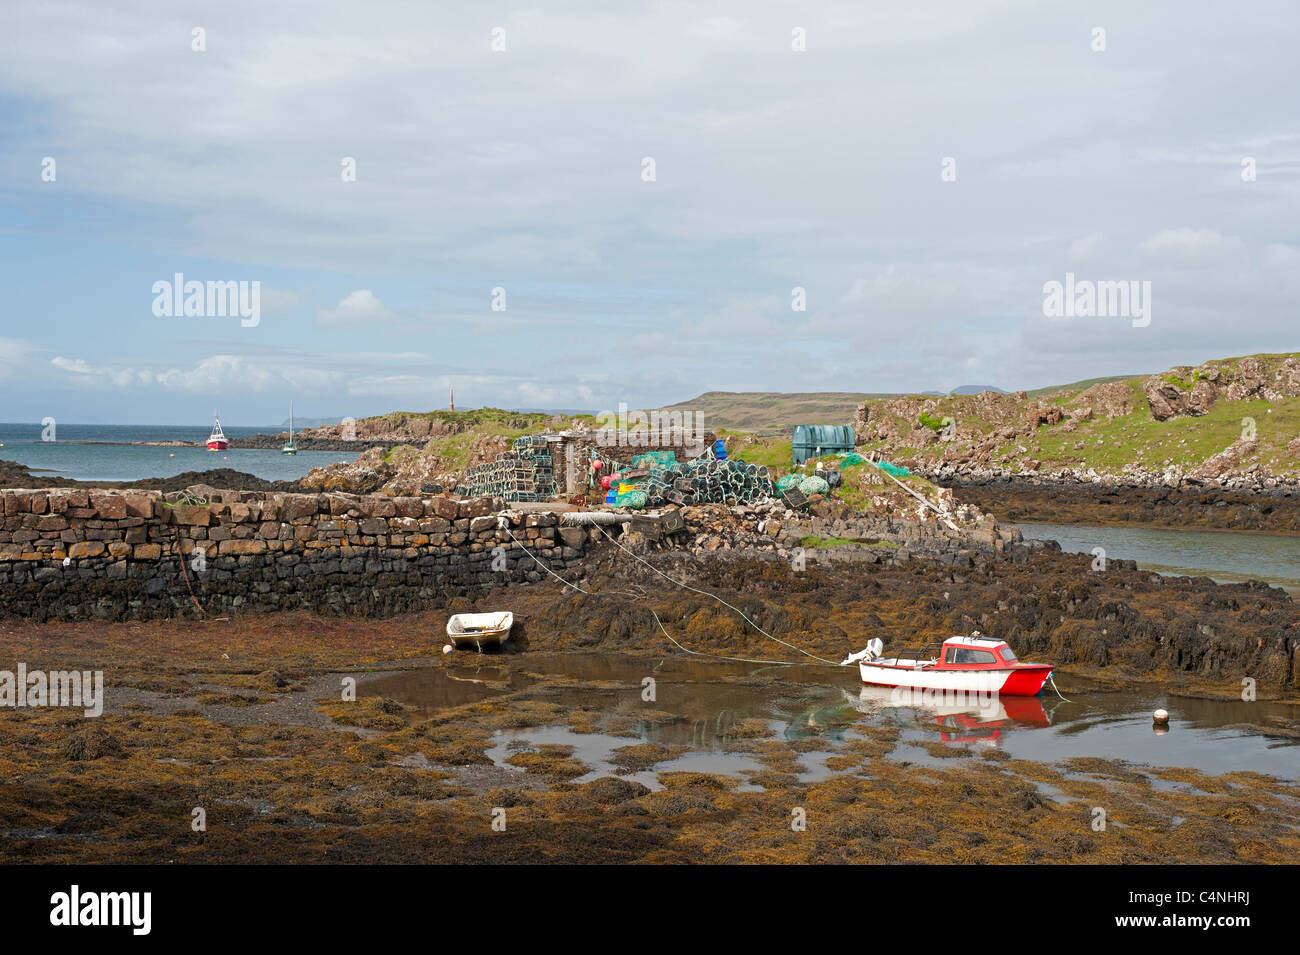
798, 476, 830, 496
877, 461, 911, 478
614, 489, 648, 509
630, 450, 677, 468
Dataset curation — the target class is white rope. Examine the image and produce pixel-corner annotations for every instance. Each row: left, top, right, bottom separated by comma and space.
498, 513, 593, 595
493, 512, 839, 668
648, 610, 823, 667
591, 520, 842, 666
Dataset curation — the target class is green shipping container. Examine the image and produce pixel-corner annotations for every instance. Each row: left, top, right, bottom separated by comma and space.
791, 424, 855, 465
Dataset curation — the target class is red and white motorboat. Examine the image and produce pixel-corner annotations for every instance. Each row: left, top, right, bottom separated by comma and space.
206, 414, 229, 452
844, 634, 1053, 697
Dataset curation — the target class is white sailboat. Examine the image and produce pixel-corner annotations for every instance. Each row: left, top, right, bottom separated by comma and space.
281, 402, 297, 455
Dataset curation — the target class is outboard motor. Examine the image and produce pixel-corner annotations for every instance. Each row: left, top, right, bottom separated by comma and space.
842, 638, 885, 665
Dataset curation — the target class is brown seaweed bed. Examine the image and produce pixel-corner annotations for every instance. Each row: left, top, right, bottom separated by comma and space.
1, 551, 1298, 864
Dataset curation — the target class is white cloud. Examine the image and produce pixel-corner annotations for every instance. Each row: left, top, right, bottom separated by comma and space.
51, 356, 92, 375
1138, 228, 1245, 260
4, 0, 1300, 413
316, 290, 392, 326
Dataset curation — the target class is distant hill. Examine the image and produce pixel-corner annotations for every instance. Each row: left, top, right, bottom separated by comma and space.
950, 384, 1007, 395
657, 391, 897, 433
1025, 374, 1134, 398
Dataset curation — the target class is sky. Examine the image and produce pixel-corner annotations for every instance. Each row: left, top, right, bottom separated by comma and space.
1, 0, 1297, 426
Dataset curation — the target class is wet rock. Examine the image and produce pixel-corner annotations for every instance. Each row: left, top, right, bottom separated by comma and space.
582, 776, 652, 805
63, 726, 125, 761
255, 669, 288, 690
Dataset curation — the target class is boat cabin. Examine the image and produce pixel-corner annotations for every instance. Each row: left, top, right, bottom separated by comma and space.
938, 635, 1021, 668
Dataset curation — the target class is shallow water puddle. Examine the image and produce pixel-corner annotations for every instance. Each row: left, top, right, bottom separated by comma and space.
356, 664, 535, 715
361, 652, 1300, 782
485, 725, 769, 791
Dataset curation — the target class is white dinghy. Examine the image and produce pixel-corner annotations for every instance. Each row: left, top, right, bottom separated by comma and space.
446, 612, 514, 652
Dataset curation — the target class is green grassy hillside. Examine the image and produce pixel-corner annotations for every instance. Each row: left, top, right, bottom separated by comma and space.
857, 353, 1300, 478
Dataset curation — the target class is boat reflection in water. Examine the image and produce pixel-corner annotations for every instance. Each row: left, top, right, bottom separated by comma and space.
853, 684, 1056, 746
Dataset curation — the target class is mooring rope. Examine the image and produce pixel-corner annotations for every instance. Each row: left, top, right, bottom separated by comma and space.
1047, 673, 1074, 703
590, 520, 842, 665
495, 514, 838, 667
171, 526, 206, 617
648, 609, 825, 667
163, 490, 209, 507
496, 518, 642, 602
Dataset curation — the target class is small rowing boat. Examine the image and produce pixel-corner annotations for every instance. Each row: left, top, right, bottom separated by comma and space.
446, 612, 514, 652
844, 633, 1053, 697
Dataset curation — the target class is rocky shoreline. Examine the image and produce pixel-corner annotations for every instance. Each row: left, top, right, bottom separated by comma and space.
925, 469, 1300, 534
227, 435, 407, 452
1, 545, 1296, 865
0, 459, 305, 493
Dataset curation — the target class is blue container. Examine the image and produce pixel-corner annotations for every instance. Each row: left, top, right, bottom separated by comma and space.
791, 424, 855, 465
714, 439, 727, 460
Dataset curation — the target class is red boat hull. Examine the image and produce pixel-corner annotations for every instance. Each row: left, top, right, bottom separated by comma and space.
206, 440, 228, 451
860, 665, 1051, 696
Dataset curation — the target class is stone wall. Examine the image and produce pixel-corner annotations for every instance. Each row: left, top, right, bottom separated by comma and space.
0, 488, 595, 622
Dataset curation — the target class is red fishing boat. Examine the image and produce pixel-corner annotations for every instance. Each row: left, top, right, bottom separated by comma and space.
844, 634, 1053, 697
206, 414, 229, 451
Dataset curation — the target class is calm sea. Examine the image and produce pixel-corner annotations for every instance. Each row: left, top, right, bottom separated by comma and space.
1017, 522, 1300, 594
0, 423, 356, 483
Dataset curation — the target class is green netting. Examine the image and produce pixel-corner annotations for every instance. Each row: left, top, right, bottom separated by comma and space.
840, 453, 865, 468
877, 461, 911, 478
580, 444, 776, 506
776, 474, 803, 491
614, 489, 648, 509
799, 476, 830, 496
630, 451, 677, 468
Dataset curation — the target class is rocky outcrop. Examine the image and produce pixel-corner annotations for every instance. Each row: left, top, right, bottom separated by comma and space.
934, 473, 1300, 533
1144, 356, 1300, 422
299, 439, 505, 496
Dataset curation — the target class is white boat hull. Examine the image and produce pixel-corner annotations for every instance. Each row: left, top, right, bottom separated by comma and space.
446, 612, 514, 651
858, 661, 1051, 696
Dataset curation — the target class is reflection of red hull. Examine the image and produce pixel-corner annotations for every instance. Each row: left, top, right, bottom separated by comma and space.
999, 695, 1053, 726
206, 440, 228, 451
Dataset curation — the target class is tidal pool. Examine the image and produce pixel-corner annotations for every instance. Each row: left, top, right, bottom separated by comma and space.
357, 652, 1300, 785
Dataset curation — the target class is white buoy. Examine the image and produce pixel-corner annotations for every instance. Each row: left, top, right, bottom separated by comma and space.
1153, 708, 1169, 725
442, 644, 454, 655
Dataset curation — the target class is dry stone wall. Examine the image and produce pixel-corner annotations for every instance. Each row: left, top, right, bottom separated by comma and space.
0, 488, 594, 621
